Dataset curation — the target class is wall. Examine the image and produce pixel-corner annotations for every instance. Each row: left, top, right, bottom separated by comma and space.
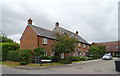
20, 26, 38, 50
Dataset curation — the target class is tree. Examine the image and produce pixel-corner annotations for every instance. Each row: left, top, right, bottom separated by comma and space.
89, 45, 107, 59
52, 33, 78, 57
0, 33, 14, 43
34, 47, 44, 57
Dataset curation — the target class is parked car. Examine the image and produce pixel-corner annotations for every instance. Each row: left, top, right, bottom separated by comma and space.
102, 54, 112, 60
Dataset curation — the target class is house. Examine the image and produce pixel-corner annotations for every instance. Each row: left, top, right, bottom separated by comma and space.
20, 19, 90, 57
92, 41, 120, 55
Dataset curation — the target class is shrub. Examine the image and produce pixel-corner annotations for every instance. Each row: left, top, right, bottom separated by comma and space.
7, 50, 21, 62
20, 49, 35, 63
20, 61, 28, 65
34, 47, 44, 57
112, 55, 120, 57
51, 56, 61, 62
40, 56, 51, 59
1, 43, 20, 61
65, 56, 79, 61
7, 49, 35, 65
59, 59, 72, 64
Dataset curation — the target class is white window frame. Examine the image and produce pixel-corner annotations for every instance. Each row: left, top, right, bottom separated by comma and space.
44, 51, 47, 56
78, 43, 81, 47
42, 38, 48, 44
61, 53, 64, 58
83, 44, 86, 48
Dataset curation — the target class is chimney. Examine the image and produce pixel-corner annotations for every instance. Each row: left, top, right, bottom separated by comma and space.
76, 31, 78, 34
28, 18, 32, 25
55, 22, 59, 27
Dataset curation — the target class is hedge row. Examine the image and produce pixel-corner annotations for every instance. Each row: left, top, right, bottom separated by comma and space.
65, 56, 93, 61
7, 49, 35, 65
1, 43, 20, 61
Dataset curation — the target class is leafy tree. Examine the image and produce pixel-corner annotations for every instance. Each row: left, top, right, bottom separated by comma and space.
0, 33, 14, 43
52, 33, 78, 57
34, 47, 44, 57
89, 45, 107, 58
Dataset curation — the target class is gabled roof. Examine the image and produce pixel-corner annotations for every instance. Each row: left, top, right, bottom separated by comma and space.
29, 25, 89, 44
53, 26, 89, 44
29, 25, 56, 39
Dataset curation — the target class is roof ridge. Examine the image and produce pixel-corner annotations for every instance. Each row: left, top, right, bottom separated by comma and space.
31, 25, 54, 33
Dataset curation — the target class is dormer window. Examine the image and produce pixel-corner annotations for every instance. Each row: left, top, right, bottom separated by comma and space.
42, 38, 47, 44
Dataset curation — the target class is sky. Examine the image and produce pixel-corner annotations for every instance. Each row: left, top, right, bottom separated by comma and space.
0, 0, 119, 44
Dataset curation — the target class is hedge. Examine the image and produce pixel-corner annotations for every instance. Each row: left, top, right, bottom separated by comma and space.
65, 56, 79, 61
59, 59, 72, 64
1, 43, 20, 61
7, 49, 35, 65
7, 50, 21, 62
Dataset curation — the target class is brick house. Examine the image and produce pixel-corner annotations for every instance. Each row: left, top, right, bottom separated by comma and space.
20, 19, 90, 57
92, 41, 120, 55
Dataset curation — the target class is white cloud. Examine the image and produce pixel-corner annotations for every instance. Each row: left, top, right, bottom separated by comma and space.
1, 0, 118, 43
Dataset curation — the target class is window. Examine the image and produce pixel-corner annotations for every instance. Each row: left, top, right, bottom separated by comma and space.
78, 43, 81, 47
83, 44, 86, 48
61, 53, 64, 58
88, 45, 89, 49
51, 52, 55, 56
42, 38, 47, 44
116, 46, 118, 48
43, 51, 47, 56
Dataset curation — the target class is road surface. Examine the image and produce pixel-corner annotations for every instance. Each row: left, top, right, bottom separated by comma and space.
1, 58, 120, 74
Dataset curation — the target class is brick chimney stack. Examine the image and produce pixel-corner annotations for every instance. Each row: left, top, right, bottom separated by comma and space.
76, 31, 78, 34
28, 18, 32, 25
55, 22, 59, 27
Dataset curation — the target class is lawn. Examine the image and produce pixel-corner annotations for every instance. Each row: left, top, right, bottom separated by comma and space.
2, 60, 84, 67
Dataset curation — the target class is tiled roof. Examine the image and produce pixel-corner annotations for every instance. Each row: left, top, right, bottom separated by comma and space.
53, 26, 89, 44
29, 25, 89, 44
94, 41, 120, 52
29, 25, 56, 39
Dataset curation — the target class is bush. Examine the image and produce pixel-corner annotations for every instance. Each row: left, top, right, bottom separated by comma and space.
34, 47, 44, 57
59, 59, 72, 64
40, 56, 51, 59
1, 43, 20, 61
20, 49, 35, 63
20, 61, 28, 65
7, 49, 35, 65
51, 56, 61, 62
7, 50, 21, 62
112, 55, 120, 57
91, 56, 100, 59
65, 56, 79, 61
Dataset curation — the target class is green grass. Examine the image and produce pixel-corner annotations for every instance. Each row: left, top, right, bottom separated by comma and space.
2, 60, 85, 67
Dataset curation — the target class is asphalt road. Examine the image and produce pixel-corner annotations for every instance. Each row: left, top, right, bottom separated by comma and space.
1, 58, 120, 74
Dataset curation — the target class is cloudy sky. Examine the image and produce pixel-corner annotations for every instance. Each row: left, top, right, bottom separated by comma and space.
0, 0, 119, 44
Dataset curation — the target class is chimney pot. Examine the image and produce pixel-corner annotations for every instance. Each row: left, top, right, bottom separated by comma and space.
28, 18, 32, 25
55, 22, 59, 27
76, 31, 78, 34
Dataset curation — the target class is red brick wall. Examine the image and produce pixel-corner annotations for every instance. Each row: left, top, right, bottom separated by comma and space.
38, 37, 56, 56
20, 26, 38, 50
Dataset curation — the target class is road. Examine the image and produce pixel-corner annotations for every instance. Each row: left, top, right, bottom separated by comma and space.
1, 58, 120, 74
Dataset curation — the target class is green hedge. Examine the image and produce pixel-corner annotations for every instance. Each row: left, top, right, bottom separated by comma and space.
40, 56, 51, 59
1, 43, 20, 61
112, 55, 120, 57
59, 59, 72, 64
7, 49, 35, 65
51, 56, 61, 62
7, 50, 21, 62
65, 56, 80, 61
